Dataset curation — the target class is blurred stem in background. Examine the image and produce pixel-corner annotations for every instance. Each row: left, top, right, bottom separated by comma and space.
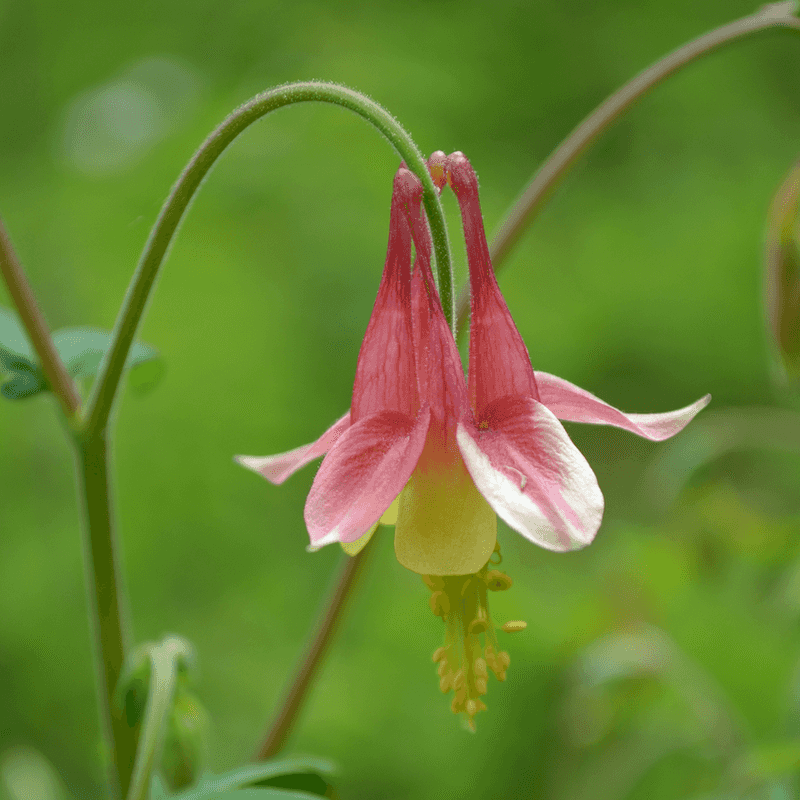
456, 0, 800, 336
256, 539, 375, 760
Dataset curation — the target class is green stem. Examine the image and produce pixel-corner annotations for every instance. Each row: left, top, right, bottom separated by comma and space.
0, 216, 81, 418
455, 0, 800, 333
83, 81, 452, 436
255, 540, 374, 760
74, 430, 136, 798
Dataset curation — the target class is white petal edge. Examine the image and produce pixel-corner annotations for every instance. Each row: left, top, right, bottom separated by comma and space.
456, 403, 604, 552
535, 372, 711, 442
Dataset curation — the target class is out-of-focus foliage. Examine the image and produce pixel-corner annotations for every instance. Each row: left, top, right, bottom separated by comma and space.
2, 1, 800, 798
0, 308, 162, 399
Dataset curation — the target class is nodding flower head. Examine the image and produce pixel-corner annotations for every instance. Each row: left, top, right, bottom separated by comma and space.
236, 152, 710, 727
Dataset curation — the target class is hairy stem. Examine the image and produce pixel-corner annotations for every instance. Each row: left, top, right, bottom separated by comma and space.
255, 541, 374, 760
456, 1, 800, 332
0, 216, 81, 417
83, 82, 452, 436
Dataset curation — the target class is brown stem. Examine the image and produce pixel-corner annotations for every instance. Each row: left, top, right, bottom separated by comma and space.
0, 216, 81, 416
255, 541, 373, 760
455, 2, 800, 333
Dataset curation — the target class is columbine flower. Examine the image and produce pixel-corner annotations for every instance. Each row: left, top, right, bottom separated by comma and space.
236, 154, 709, 727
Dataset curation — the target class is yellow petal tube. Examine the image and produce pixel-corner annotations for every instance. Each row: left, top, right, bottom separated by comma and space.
394, 446, 496, 575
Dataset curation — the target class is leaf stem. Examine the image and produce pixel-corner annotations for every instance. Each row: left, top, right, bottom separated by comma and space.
74, 429, 137, 798
255, 541, 374, 760
456, 1, 800, 332
0, 216, 81, 417
83, 81, 452, 437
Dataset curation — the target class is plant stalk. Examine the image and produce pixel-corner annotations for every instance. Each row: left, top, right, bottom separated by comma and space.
255, 541, 374, 760
74, 430, 136, 798
0, 216, 81, 417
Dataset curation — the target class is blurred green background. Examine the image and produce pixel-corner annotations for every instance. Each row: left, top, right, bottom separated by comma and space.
2, 0, 800, 798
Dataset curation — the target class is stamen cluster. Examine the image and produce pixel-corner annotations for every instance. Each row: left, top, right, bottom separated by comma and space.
424, 543, 527, 730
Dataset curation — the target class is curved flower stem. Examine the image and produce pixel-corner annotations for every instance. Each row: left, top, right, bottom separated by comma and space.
82, 81, 452, 437
455, 0, 800, 333
0, 216, 81, 418
255, 540, 374, 761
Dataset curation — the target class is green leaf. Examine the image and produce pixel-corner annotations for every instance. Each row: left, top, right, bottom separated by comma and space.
1, 366, 46, 400
0, 310, 163, 403
0, 308, 46, 400
190, 791, 325, 800
0, 307, 34, 360
175, 758, 336, 800
52, 327, 161, 387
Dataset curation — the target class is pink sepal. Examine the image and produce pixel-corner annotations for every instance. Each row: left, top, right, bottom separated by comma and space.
535, 372, 711, 441
305, 406, 431, 547
235, 411, 351, 485
351, 169, 418, 423
457, 396, 604, 552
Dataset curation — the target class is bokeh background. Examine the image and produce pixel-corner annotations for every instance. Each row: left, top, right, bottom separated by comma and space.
2, 1, 800, 798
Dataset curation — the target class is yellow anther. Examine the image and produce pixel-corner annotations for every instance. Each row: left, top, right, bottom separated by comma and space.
501, 620, 527, 633
429, 591, 450, 617
424, 546, 520, 729
469, 618, 488, 635
422, 574, 445, 591
485, 570, 513, 591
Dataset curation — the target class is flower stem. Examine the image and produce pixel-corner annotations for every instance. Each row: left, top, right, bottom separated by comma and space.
0, 216, 81, 418
82, 82, 452, 438
255, 541, 374, 761
74, 429, 136, 798
456, 0, 800, 333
